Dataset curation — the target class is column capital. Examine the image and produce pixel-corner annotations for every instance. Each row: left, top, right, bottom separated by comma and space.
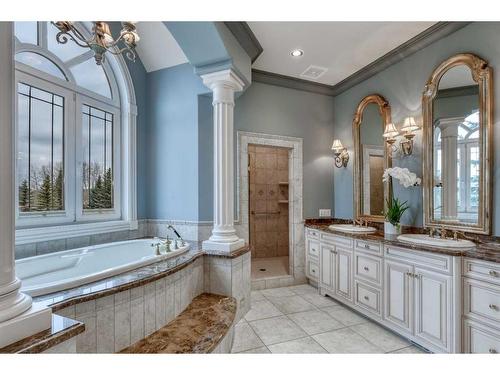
201, 69, 245, 92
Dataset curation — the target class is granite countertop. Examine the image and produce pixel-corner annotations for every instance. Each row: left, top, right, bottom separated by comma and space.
120, 293, 236, 354
34, 241, 249, 312
0, 313, 84, 354
305, 220, 500, 263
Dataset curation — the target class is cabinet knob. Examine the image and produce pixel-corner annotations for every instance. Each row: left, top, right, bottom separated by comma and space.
363, 266, 369, 271
364, 244, 370, 249
363, 296, 369, 301
489, 304, 498, 311
489, 270, 498, 277
489, 348, 497, 354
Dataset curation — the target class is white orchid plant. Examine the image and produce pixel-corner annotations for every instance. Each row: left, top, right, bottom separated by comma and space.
382, 167, 421, 227
383, 167, 421, 188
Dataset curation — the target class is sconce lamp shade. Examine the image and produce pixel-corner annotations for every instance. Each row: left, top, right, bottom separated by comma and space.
401, 116, 419, 133
382, 123, 399, 138
331, 139, 344, 153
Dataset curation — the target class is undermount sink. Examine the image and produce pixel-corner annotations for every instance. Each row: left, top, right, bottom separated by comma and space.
328, 224, 377, 234
397, 234, 476, 249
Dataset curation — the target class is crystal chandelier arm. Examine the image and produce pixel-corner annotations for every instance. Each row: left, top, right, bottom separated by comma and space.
53, 23, 93, 49
104, 45, 137, 61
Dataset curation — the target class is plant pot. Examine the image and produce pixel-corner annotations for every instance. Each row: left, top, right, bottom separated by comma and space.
384, 221, 401, 236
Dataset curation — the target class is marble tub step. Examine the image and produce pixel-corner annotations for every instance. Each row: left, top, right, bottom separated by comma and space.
120, 293, 236, 354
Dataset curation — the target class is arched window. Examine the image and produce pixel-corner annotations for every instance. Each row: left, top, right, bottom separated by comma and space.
14, 22, 136, 233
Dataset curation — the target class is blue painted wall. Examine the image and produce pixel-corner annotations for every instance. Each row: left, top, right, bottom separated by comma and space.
233, 82, 336, 219
332, 22, 500, 234
145, 63, 210, 220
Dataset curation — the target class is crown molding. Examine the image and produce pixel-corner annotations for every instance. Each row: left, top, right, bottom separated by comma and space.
224, 22, 263, 63
330, 22, 471, 96
252, 69, 336, 96
252, 22, 471, 97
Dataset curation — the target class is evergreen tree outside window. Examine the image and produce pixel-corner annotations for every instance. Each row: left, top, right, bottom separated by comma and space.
14, 21, 123, 228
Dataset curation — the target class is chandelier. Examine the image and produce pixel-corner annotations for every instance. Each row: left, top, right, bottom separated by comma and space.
52, 21, 140, 65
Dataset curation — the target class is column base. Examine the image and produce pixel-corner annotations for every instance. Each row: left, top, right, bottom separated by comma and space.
0, 302, 52, 348
202, 238, 245, 253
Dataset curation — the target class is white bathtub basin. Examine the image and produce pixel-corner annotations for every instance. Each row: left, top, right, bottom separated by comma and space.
16, 238, 190, 297
328, 224, 377, 233
397, 234, 476, 250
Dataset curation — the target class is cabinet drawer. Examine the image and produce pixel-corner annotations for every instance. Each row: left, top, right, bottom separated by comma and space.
354, 253, 382, 287
464, 278, 500, 327
306, 229, 319, 239
307, 239, 320, 259
355, 239, 382, 256
384, 245, 453, 274
307, 260, 319, 281
354, 281, 382, 317
321, 232, 353, 248
464, 319, 500, 353
464, 258, 500, 286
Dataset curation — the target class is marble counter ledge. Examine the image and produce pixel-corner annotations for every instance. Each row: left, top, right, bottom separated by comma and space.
120, 293, 236, 354
0, 314, 84, 354
305, 222, 500, 263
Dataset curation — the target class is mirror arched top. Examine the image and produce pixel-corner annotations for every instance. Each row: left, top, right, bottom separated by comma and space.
353, 94, 392, 222
422, 53, 492, 235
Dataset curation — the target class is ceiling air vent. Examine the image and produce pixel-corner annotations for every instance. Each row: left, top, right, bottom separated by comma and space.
300, 65, 328, 80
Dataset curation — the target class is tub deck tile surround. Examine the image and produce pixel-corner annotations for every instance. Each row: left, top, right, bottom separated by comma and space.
33, 241, 250, 311
305, 219, 500, 263
0, 314, 84, 354
120, 293, 236, 354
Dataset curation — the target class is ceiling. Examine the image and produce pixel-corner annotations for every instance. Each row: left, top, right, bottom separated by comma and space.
248, 22, 436, 86
135, 22, 438, 85
135, 22, 188, 72
439, 65, 476, 89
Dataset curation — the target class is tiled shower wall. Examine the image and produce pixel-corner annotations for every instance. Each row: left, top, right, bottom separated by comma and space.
249, 145, 289, 259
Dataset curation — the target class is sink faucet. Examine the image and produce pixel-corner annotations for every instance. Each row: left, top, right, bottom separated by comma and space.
353, 218, 367, 227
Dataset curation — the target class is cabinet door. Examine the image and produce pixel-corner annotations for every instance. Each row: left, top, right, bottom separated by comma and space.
414, 267, 451, 352
335, 247, 353, 302
320, 243, 335, 289
384, 260, 413, 334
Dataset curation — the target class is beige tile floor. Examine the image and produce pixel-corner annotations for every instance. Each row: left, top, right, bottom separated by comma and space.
231, 284, 429, 354
251, 256, 289, 279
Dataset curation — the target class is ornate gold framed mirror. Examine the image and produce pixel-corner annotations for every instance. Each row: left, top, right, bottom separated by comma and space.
353, 94, 392, 222
422, 53, 493, 234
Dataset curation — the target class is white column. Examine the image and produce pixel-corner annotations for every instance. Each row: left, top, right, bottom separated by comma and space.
0, 22, 51, 348
438, 118, 462, 221
202, 69, 245, 252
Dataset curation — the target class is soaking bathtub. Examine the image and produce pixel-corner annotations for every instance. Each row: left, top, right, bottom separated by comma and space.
16, 238, 190, 297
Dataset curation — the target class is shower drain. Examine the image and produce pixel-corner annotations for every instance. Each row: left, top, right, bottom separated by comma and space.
259, 268, 267, 272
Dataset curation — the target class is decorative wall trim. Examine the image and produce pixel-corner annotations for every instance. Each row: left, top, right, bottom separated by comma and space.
252, 69, 336, 96
223, 22, 263, 63
237, 131, 306, 285
252, 22, 471, 97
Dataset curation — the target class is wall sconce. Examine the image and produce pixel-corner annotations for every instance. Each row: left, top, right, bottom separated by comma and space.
382, 123, 399, 155
332, 139, 349, 168
383, 118, 420, 157
399, 116, 419, 156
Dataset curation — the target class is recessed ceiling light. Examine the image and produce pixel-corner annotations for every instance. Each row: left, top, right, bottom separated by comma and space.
290, 49, 304, 57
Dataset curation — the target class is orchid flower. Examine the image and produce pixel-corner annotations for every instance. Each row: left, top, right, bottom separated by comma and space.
383, 167, 421, 188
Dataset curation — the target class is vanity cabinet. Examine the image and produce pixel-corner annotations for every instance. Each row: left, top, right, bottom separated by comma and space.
384, 246, 456, 353
462, 258, 500, 353
317, 234, 353, 304
305, 228, 462, 353
305, 229, 320, 282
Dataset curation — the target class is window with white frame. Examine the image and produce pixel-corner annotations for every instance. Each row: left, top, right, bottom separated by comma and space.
14, 21, 126, 229
433, 110, 480, 222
